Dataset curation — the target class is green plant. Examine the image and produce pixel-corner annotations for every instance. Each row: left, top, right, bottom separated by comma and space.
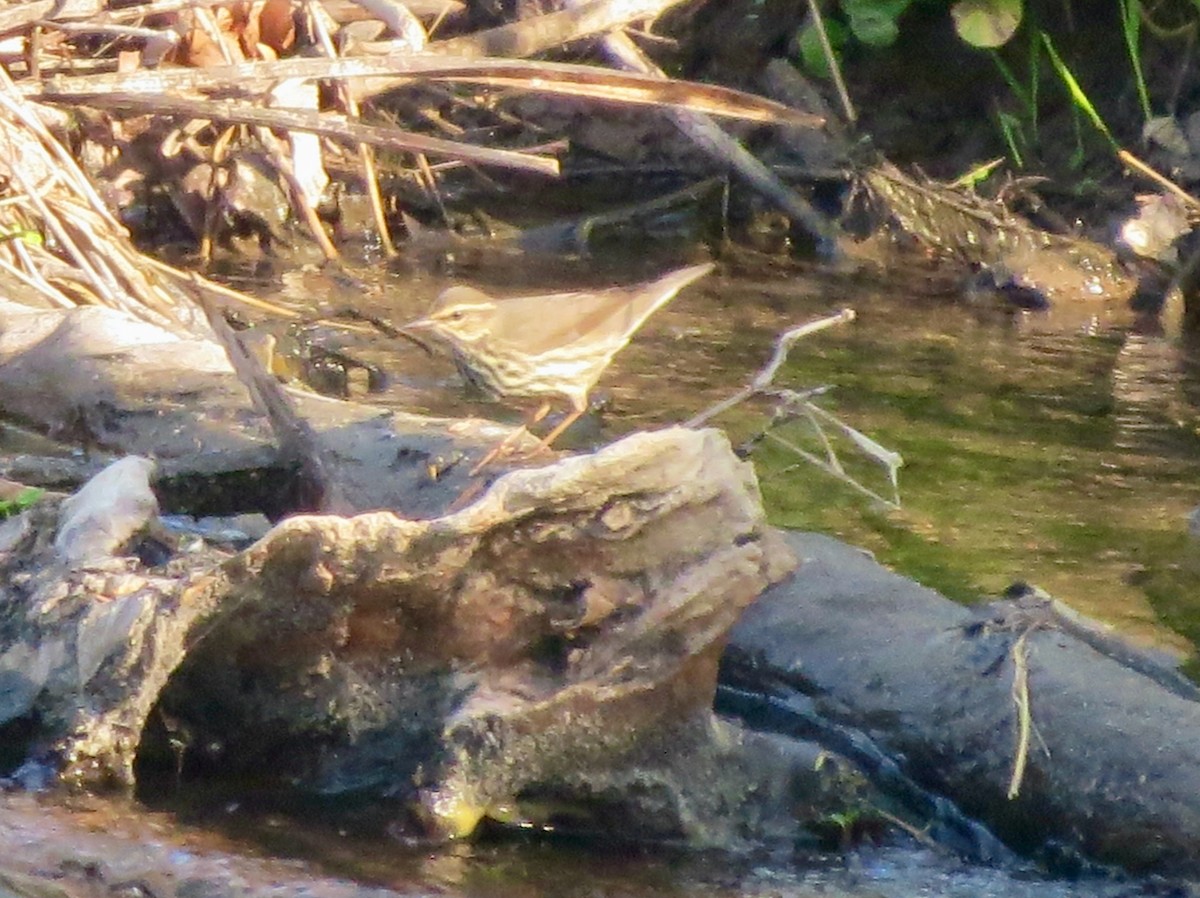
987, 33, 1039, 164
1040, 30, 1118, 152
1119, 0, 1153, 122
951, 0, 1023, 47
0, 227, 43, 247
0, 487, 42, 519
796, 0, 1025, 79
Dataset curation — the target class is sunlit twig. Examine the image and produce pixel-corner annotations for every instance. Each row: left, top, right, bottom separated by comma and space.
688, 307, 904, 508
686, 308, 856, 427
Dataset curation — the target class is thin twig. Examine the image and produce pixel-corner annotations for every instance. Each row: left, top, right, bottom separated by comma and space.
1118, 148, 1200, 213
765, 431, 898, 508
872, 808, 942, 851
143, 255, 302, 319
804, 0, 856, 123
1007, 630, 1034, 799
687, 308, 855, 427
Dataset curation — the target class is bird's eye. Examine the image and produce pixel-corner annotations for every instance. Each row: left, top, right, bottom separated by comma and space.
448, 310, 466, 322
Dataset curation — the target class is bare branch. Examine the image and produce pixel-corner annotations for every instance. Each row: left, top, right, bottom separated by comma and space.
686, 308, 856, 427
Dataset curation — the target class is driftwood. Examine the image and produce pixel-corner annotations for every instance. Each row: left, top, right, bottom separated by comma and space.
726, 531, 1200, 875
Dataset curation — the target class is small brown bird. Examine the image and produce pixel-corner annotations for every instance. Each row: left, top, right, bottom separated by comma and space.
405, 261, 715, 472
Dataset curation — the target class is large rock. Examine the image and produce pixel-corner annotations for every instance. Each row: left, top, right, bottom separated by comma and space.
0, 429, 797, 841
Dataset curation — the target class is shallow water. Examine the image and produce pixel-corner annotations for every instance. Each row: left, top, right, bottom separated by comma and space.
0, 792, 1150, 898
298, 251, 1200, 660
6, 250, 1200, 896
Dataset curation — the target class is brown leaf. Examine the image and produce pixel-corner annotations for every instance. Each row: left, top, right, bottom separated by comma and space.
258, 0, 296, 54
171, 5, 249, 67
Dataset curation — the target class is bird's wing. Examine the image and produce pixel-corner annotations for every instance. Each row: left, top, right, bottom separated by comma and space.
487, 289, 640, 353
491, 263, 714, 355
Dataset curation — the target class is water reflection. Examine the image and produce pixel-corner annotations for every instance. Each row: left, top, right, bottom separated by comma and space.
0, 790, 1150, 898
320, 256, 1200, 659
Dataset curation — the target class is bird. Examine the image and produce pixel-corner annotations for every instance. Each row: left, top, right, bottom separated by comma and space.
403, 261, 716, 473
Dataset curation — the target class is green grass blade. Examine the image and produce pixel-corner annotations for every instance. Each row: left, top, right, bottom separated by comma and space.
1119, 0, 1152, 121
1040, 30, 1118, 151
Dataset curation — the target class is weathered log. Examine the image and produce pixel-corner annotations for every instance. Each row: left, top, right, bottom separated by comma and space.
726, 530, 1200, 874
0, 298, 499, 518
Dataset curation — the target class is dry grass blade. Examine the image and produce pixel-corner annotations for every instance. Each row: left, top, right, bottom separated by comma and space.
306, 0, 414, 257
1007, 629, 1035, 800
415, 63, 825, 126
0, 71, 294, 335
38, 91, 561, 176
29, 56, 822, 128
0, 82, 179, 328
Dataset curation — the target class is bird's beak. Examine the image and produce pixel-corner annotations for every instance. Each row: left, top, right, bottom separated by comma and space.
320, 309, 436, 355
396, 321, 435, 355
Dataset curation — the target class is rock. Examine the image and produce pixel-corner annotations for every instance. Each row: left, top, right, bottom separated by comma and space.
54, 457, 158, 567
0, 427, 800, 843
167, 427, 796, 839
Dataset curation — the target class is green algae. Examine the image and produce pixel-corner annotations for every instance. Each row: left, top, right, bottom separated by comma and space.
751, 319, 1200, 657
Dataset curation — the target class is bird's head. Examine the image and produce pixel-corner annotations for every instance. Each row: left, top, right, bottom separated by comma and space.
403, 286, 498, 347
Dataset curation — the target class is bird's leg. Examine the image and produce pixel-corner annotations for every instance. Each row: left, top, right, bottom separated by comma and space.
469, 401, 551, 475
528, 399, 587, 455
527, 402, 553, 427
